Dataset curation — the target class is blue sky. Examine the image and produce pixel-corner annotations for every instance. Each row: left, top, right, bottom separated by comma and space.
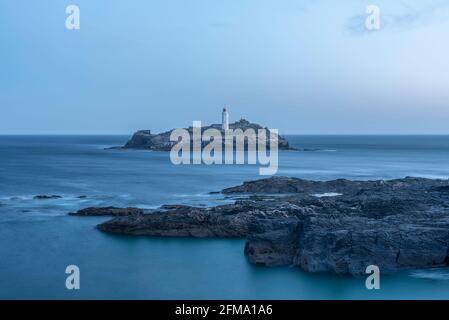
1, 0, 449, 134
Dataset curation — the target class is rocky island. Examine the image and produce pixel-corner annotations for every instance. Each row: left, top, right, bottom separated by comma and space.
114, 109, 293, 151
70, 176, 449, 276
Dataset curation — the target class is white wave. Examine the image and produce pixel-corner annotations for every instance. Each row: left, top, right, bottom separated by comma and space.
134, 204, 160, 209
410, 269, 449, 281
312, 192, 342, 198
408, 174, 449, 180
173, 193, 214, 198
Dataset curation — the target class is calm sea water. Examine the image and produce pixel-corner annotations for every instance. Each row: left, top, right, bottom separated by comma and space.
1, 135, 449, 299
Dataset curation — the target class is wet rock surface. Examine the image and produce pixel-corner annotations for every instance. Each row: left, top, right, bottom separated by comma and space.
70, 176, 449, 276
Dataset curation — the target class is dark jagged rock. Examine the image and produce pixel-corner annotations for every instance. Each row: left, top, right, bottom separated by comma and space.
69, 206, 145, 217
97, 204, 253, 237
34, 195, 62, 200
222, 176, 404, 194
116, 119, 293, 151
159, 204, 196, 210
71, 176, 449, 276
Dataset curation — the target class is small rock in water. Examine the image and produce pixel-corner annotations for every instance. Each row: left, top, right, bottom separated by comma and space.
33, 195, 62, 200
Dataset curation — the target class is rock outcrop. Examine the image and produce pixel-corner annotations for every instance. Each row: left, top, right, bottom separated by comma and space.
118, 119, 293, 151
69, 206, 145, 217
70, 176, 449, 276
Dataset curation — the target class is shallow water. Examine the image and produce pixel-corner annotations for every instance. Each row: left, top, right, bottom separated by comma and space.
1, 135, 449, 299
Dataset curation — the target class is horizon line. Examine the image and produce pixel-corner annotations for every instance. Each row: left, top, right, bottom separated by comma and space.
2, 133, 449, 136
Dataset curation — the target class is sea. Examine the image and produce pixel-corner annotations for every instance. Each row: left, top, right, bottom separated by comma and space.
1, 135, 449, 299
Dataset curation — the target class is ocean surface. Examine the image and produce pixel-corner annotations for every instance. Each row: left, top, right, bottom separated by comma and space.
1, 135, 449, 299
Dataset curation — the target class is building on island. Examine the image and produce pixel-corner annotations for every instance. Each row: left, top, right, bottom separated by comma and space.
222, 108, 229, 131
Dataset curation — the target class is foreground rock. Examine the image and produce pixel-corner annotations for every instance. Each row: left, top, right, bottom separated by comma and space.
115, 119, 293, 151
71, 176, 449, 276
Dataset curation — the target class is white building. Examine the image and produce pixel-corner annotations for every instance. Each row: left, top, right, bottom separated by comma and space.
222, 108, 229, 130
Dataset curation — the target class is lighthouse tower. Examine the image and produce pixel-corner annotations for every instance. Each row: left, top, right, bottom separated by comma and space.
222, 108, 229, 131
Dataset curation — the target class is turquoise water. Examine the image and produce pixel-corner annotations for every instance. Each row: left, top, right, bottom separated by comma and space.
1, 135, 449, 299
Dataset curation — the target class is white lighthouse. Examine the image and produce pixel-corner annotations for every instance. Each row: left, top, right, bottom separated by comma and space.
222, 108, 229, 131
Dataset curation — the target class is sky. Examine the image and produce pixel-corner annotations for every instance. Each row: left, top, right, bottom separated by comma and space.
1, 0, 449, 134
